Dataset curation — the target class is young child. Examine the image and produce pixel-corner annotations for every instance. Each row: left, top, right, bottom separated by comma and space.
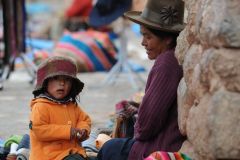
29, 56, 91, 160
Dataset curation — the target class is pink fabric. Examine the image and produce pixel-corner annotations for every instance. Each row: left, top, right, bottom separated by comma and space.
144, 151, 191, 160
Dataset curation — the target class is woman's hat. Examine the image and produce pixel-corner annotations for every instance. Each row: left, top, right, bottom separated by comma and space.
124, 0, 185, 33
33, 56, 84, 96
89, 0, 132, 27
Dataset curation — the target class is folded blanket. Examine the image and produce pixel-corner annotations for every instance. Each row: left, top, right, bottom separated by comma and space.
53, 30, 117, 72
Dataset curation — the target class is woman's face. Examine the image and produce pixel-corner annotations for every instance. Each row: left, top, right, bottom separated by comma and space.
140, 25, 168, 60
47, 75, 72, 99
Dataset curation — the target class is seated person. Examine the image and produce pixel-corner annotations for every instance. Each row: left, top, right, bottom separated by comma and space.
97, 0, 187, 159
64, 0, 93, 31
29, 56, 91, 160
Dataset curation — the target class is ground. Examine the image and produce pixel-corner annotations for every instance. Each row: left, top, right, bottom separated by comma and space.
0, 0, 152, 140
0, 56, 151, 140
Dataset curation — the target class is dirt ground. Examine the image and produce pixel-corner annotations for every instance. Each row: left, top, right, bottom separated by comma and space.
0, 60, 150, 140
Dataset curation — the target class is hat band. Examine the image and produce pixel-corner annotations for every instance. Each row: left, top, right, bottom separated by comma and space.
141, 7, 179, 26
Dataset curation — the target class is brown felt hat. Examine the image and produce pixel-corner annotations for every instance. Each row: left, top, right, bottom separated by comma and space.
124, 0, 185, 33
33, 56, 84, 96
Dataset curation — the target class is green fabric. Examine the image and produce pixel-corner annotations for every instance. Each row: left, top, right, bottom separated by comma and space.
4, 135, 23, 148
181, 152, 192, 160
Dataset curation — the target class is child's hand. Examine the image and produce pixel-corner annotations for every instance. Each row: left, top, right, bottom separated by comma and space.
76, 129, 88, 142
70, 127, 88, 142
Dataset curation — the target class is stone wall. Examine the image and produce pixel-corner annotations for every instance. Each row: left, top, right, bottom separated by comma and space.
175, 0, 240, 159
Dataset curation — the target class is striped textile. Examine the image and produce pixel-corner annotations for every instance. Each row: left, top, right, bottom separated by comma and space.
144, 151, 192, 160
53, 30, 117, 72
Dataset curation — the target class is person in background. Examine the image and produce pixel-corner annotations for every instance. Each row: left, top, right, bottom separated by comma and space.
64, 0, 93, 31
29, 56, 91, 160
97, 0, 186, 159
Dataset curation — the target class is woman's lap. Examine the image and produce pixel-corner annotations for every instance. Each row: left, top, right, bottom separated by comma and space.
97, 138, 135, 160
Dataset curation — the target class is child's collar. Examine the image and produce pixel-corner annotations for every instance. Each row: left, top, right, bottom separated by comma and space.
37, 93, 74, 104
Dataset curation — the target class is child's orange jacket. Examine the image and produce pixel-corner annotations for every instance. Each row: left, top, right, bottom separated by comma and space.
29, 98, 91, 160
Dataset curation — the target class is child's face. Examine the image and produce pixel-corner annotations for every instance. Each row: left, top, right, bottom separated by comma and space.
47, 75, 72, 100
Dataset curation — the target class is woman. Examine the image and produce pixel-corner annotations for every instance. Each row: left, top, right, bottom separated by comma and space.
98, 0, 186, 159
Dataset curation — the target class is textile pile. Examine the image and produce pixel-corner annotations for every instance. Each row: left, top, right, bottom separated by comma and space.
0, 134, 30, 160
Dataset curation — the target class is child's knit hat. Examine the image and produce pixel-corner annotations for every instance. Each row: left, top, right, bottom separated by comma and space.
33, 56, 84, 97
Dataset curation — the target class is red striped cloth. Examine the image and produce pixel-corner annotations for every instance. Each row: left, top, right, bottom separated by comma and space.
71, 31, 114, 69
53, 30, 117, 72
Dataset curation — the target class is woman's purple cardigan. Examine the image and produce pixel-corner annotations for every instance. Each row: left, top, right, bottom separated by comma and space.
128, 49, 186, 160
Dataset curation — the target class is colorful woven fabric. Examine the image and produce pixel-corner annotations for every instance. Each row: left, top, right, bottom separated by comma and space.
144, 151, 192, 160
33, 50, 50, 65
53, 30, 117, 72
113, 100, 138, 138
